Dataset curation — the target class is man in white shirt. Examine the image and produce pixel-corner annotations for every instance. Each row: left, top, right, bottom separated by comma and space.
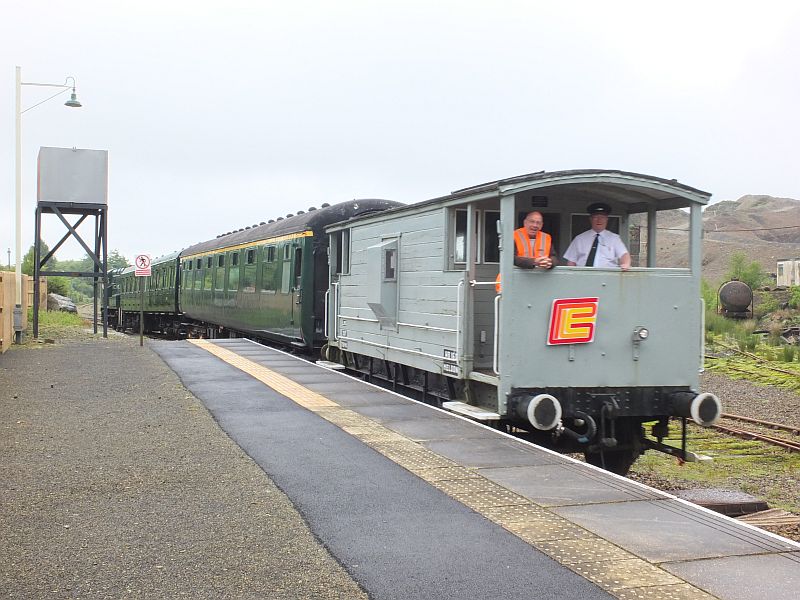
564, 203, 631, 270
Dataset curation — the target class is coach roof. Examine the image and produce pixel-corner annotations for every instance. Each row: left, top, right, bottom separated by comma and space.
180, 199, 401, 258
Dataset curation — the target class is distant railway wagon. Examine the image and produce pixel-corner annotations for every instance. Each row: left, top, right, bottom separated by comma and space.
112, 252, 181, 334
324, 170, 721, 473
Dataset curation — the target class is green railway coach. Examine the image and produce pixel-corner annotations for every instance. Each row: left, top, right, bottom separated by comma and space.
178, 200, 401, 349
112, 252, 181, 334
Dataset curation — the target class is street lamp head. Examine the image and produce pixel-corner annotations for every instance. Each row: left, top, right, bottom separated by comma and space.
64, 91, 82, 108
63, 76, 81, 108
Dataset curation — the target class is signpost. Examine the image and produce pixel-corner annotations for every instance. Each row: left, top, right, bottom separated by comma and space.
135, 254, 151, 346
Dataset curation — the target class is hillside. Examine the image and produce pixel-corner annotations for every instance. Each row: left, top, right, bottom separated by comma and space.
633, 195, 800, 284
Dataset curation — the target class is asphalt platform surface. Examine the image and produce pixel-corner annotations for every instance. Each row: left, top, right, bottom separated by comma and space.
0, 334, 366, 599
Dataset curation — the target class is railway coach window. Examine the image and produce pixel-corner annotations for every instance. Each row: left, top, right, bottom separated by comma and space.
228, 251, 240, 291
260, 259, 277, 293
265, 246, 276, 262
215, 258, 225, 291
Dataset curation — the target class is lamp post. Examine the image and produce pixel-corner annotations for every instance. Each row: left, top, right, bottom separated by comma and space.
14, 66, 82, 343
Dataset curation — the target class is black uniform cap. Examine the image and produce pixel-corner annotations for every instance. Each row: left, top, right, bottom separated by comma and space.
587, 202, 611, 215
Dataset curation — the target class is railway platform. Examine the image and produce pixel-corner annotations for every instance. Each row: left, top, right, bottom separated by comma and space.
152, 338, 800, 600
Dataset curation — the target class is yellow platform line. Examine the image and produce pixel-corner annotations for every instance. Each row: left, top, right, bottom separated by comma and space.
188, 338, 718, 600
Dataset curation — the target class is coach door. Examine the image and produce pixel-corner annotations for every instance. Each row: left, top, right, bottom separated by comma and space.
291, 246, 302, 334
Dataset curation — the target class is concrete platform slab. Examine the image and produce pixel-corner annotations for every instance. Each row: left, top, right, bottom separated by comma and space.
662, 552, 800, 600
479, 463, 666, 507
422, 437, 564, 468
554, 499, 797, 562
382, 417, 500, 441
349, 401, 453, 423
320, 389, 409, 407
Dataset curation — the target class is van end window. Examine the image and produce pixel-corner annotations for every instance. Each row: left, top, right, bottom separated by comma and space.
483, 211, 500, 263
333, 229, 351, 275
384, 248, 397, 281
454, 209, 467, 263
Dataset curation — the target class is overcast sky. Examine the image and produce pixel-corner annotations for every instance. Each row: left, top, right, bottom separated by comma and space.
2, 0, 799, 265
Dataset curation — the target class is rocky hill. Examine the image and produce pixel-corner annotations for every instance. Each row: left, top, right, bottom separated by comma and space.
633, 195, 800, 283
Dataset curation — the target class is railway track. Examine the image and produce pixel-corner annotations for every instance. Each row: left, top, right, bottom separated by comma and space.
715, 413, 800, 453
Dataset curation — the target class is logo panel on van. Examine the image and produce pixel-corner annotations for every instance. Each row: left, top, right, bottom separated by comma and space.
547, 297, 599, 345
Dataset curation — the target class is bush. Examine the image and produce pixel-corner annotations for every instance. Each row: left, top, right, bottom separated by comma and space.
701, 278, 718, 312
754, 293, 779, 318
736, 333, 758, 352
789, 286, 800, 309
47, 276, 70, 296
725, 251, 766, 289
782, 346, 796, 363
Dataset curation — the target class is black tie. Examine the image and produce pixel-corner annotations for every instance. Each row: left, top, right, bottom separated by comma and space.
585, 233, 600, 266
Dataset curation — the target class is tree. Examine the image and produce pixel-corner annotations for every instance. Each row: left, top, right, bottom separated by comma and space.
725, 251, 766, 289
21, 242, 54, 275
108, 250, 130, 269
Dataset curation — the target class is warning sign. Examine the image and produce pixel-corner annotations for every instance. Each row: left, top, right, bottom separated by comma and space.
135, 254, 151, 277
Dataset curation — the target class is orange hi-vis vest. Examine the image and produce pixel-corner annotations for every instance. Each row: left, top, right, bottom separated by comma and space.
495, 228, 552, 292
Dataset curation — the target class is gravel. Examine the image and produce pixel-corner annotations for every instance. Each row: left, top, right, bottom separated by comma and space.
0, 335, 366, 599
701, 371, 800, 428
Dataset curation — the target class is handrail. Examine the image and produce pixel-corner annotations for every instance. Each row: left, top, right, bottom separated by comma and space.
331, 282, 339, 340
323, 289, 330, 339
493, 293, 501, 375
470, 280, 497, 286
699, 298, 705, 373
456, 280, 464, 362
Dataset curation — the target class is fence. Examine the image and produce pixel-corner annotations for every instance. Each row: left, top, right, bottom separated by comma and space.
0, 273, 47, 354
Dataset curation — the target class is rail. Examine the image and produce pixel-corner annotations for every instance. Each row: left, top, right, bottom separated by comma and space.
713, 423, 800, 453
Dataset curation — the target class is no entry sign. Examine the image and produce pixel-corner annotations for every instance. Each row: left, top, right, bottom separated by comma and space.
135, 254, 151, 277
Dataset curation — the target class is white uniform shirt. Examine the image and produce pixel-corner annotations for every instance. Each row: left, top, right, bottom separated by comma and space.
564, 229, 628, 267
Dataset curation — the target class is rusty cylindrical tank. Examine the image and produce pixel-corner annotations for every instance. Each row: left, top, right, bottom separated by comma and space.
718, 280, 753, 314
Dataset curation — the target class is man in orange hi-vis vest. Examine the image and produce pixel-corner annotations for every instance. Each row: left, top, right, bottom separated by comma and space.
496, 210, 557, 292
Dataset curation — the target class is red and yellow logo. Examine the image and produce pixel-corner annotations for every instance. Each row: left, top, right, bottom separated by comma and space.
547, 297, 599, 345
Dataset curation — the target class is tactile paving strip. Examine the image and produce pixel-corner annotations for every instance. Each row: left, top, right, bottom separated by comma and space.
616, 585, 718, 600
188, 339, 720, 599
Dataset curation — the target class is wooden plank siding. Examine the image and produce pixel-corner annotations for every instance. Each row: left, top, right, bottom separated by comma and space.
336, 208, 471, 375
0, 272, 32, 353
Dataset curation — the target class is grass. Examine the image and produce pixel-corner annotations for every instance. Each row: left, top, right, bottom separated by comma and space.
632, 423, 800, 514
19, 308, 105, 346
705, 333, 800, 392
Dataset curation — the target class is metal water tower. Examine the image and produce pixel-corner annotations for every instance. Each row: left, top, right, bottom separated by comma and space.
34, 147, 109, 338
